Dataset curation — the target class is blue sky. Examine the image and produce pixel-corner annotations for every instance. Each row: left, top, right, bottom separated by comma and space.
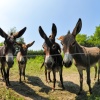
0, 0, 100, 50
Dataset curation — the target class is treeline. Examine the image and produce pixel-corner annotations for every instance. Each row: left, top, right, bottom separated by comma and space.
27, 49, 44, 58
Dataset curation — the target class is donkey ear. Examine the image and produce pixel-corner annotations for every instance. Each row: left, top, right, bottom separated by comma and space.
0, 28, 8, 38
72, 18, 82, 37
38, 26, 48, 40
51, 23, 57, 37
57, 36, 64, 41
13, 27, 26, 39
27, 41, 35, 48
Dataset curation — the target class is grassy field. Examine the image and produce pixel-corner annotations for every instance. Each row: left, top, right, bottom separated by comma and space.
0, 56, 100, 100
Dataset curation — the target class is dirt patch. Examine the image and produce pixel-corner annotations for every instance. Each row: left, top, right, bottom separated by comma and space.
0, 68, 100, 100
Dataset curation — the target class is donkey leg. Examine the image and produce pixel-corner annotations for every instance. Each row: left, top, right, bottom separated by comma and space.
1, 62, 6, 81
94, 65, 97, 80
86, 67, 92, 94
1, 67, 4, 79
23, 65, 26, 81
59, 67, 64, 89
52, 70, 56, 91
1, 62, 8, 86
6, 67, 11, 86
2, 67, 8, 86
45, 67, 48, 83
48, 71, 52, 82
1, 66, 5, 81
98, 60, 100, 83
19, 66, 22, 83
77, 68, 83, 95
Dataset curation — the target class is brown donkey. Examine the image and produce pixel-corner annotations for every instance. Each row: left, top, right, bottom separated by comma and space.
39, 23, 64, 91
0, 27, 26, 86
16, 41, 35, 83
58, 18, 100, 94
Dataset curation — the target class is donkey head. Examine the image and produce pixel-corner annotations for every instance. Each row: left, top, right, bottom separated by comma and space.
39, 23, 57, 70
58, 18, 82, 68
0, 27, 26, 67
16, 41, 35, 64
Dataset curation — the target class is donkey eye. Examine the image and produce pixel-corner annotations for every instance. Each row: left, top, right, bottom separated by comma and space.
49, 35, 51, 38
61, 42, 63, 45
71, 41, 76, 46
42, 46, 44, 49
52, 44, 56, 49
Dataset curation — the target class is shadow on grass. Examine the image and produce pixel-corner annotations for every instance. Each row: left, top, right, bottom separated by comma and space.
87, 82, 100, 100
10, 77, 49, 100
75, 81, 100, 100
63, 81, 88, 100
26, 75, 51, 94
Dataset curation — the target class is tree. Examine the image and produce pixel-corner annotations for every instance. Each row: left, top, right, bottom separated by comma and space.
93, 25, 100, 47
8, 27, 16, 35
0, 42, 3, 46
76, 34, 87, 46
86, 35, 95, 47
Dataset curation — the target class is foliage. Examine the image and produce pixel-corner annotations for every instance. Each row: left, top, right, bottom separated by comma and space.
27, 49, 44, 58
93, 25, 100, 47
76, 34, 87, 46
0, 42, 3, 46
76, 25, 100, 47
8, 27, 16, 35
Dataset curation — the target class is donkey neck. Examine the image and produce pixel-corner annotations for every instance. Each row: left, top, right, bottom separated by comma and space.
72, 43, 88, 66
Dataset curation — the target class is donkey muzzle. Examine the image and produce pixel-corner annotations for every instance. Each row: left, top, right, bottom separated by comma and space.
6, 53, 14, 67
63, 52, 73, 68
45, 56, 54, 70
19, 57, 25, 64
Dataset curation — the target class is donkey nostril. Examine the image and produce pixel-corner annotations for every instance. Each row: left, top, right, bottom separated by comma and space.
46, 62, 52, 66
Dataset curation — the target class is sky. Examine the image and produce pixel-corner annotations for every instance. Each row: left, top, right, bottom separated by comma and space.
0, 0, 100, 50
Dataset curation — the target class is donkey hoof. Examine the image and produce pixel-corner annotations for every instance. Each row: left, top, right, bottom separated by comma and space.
62, 86, 65, 90
19, 81, 22, 84
49, 79, 52, 82
8, 83, 11, 86
51, 88, 55, 92
90, 91, 92, 94
6, 86, 9, 89
77, 91, 82, 95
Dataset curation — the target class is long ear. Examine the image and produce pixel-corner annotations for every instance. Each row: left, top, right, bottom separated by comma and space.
72, 18, 82, 37
13, 27, 26, 39
51, 23, 57, 37
57, 36, 64, 41
27, 41, 35, 48
0, 28, 8, 38
38, 26, 48, 40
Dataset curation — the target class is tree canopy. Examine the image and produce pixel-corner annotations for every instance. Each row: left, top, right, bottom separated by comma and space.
76, 25, 100, 47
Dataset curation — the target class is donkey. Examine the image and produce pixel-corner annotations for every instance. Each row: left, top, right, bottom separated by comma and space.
0, 27, 26, 86
16, 41, 35, 83
38, 23, 64, 91
58, 18, 100, 94
40, 24, 61, 83
41, 42, 61, 83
